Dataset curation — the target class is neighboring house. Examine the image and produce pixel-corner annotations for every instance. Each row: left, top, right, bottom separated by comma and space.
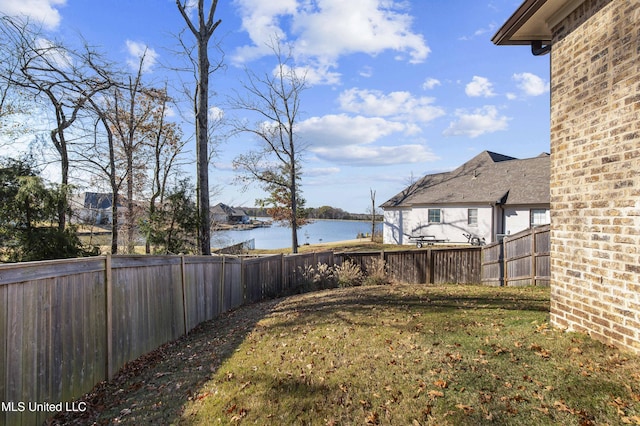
494, 0, 640, 353
211, 203, 250, 224
381, 151, 550, 245
76, 192, 117, 225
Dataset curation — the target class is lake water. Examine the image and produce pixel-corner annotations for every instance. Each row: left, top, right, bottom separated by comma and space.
211, 219, 382, 250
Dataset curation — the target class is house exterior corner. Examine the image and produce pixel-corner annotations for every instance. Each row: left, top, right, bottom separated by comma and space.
495, 0, 640, 354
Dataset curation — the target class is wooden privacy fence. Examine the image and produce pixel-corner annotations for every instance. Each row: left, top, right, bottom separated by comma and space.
337, 246, 482, 285
0, 250, 346, 426
0, 247, 481, 425
481, 225, 551, 287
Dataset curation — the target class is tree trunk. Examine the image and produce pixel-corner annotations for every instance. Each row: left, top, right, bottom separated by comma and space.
126, 150, 135, 254
176, 0, 221, 256
51, 128, 69, 231
196, 36, 211, 255
370, 189, 376, 242
111, 192, 119, 254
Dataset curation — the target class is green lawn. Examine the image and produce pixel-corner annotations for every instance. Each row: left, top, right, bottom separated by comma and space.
53, 284, 640, 425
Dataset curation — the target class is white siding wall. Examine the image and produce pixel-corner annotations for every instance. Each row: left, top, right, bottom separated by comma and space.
384, 205, 493, 245
383, 209, 409, 244
502, 205, 550, 236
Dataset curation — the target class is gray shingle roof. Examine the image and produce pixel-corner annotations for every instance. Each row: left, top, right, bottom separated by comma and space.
381, 151, 549, 208
212, 202, 247, 217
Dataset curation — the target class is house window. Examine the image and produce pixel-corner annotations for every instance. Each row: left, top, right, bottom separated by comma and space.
468, 208, 478, 226
531, 209, 549, 226
428, 209, 442, 223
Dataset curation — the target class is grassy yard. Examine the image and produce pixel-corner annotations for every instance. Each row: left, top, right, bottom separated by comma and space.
53, 284, 640, 425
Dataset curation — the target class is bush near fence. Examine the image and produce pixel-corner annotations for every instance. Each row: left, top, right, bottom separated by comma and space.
1, 242, 540, 425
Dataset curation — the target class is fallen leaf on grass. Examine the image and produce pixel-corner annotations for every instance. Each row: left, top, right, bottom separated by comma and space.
427, 390, 444, 399
455, 403, 474, 414
620, 415, 640, 425
365, 411, 380, 425
196, 392, 210, 401
434, 379, 448, 388
529, 344, 551, 358
230, 408, 247, 422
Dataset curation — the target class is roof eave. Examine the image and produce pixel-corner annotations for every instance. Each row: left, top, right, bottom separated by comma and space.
492, 0, 585, 46
492, 0, 548, 46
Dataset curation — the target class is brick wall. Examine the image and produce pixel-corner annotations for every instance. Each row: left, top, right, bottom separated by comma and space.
549, 0, 640, 353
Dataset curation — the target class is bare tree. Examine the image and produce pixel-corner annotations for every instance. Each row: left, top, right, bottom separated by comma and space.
370, 189, 377, 242
77, 99, 124, 254
176, 0, 222, 255
0, 17, 29, 139
231, 41, 308, 253
102, 54, 160, 254
141, 85, 188, 253
1, 16, 111, 231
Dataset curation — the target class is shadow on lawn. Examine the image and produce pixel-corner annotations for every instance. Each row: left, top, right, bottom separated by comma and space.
268, 284, 549, 319
259, 284, 550, 342
48, 298, 281, 425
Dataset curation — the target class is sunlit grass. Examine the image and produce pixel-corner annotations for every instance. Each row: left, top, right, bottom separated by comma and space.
178, 285, 640, 425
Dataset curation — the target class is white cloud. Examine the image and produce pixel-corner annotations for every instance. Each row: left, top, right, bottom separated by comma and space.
359, 66, 373, 78
299, 114, 409, 147
35, 37, 73, 69
459, 23, 497, 41
313, 143, 438, 166
443, 105, 509, 138
306, 166, 341, 177
209, 106, 224, 121
125, 40, 158, 73
0, 0, 66, 30
278, 63, 341, 86
465, 76, 495, 98
513, 72, 549, 96
232, 0, 296, 63
233, 0, 430, 71
298, 113, 435, 166
422, 78, 441, 90
338, 88, 445, 123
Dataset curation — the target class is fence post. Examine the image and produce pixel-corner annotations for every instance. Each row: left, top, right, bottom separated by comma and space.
427, 249, 434, 284
180, 255, 188, 335
240, 256, 247, 304
280, 253, 291, 294
531, 229, 536, 286
280, 253, 285, 294
105, 254, 114, 380
221, 255, 227, 313
503, 236, 509, 287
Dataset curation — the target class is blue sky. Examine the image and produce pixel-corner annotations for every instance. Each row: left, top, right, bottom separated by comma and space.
0, 0, 550, 213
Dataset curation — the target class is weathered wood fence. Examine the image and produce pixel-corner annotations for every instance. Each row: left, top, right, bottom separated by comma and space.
481, 225, 551, 287
1, 243, 531, 425
340, 246, 482, 284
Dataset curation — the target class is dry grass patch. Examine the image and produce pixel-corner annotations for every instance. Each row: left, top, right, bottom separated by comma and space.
53, 285, 640, 425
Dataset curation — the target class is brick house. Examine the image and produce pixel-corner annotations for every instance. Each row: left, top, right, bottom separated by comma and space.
494, 0, 640, 353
